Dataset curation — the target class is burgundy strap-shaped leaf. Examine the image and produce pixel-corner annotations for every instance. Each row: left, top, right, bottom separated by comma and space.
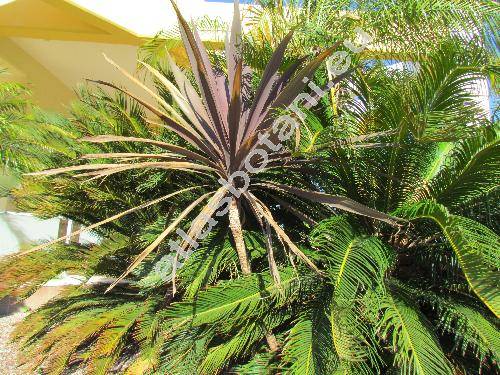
226, 0, 242, 96
233, 52, 340, 168
139, 61, 224, 160
243, 57, 307, 145
79, 135, 217, 168
87, 79, 215, 160
264, 42, 341, 116
241, 30, 295, 144
194, 28, 229, 128
256, 182, 400, 225
228, 59, 243, 169
170, 0, 229, 152
165, 54, 221, 149
235, 69, 353, 170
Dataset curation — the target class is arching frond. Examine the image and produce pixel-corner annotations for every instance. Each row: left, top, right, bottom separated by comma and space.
425, 126, 500, 208
13, 291, 158, 375
378, 282, 453, 375
283, 307, 339, 375
397, 200, 500, 317
429, 296, 500, 365
164, 268, 308, 332
310, 216, 394, 300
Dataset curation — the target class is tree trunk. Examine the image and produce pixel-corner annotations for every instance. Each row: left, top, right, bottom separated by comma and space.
228, 198, 252, 275
228, 198, 279, 352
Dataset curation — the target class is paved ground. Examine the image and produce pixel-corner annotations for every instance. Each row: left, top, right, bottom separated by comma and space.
0, 311, 26, 375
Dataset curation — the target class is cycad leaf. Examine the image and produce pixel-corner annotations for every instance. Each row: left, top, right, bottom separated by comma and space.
178, 233, 238, 298
427, 126, 500, 208
379, 282, 453, 375
310, 216, 393, 300
283, 308, 338, 375
165, 268, 303, 331
427, 296, 500, 364
397, 200, 500, 317
199, 321, 263, 375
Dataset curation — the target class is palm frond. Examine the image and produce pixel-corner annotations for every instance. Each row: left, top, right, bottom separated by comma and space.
397, 200, 500, 317
378, 282, 453, 375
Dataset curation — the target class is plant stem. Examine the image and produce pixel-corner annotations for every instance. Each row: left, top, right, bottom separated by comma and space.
229, 198, 252, 275
228, 198, 279, 352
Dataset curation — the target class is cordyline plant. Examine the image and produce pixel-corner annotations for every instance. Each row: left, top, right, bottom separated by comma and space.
27, 0, 396, 321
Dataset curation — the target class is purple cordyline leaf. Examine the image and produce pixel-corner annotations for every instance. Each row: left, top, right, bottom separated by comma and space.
242, 30, 295, 144
87, 79, 214, 159
79, 135, 217, 168
194, 28, 229, 128
228, 59, 243, 168
239, 72, 280, 144
233, 53, 344, 169
216, 73, 231, 104
170, 0, 229, 153
165, 55, 227, 161
80, 153, 180, 160
259, 57, 308, 119
179, 24, 229, 152
256, 182, 401, 225
236, 69, 354, 170
226, 0, 242, 94
166, 54, 218, 141
261, 42, 342, 125
145, 119, 219, 162
139, 61, 223, 161
236, 58, 306, 151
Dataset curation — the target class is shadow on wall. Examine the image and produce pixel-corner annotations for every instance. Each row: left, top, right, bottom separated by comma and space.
0, 212, 100, 256
0, 212, 60, 256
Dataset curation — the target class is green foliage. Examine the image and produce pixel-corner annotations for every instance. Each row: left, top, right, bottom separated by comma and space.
1, 1, 499, 374
397, 200, 500, 316
378, 283, 454, 375
283, 307, 338, 374
0, 71, 76, 174
13, 290, 160, 375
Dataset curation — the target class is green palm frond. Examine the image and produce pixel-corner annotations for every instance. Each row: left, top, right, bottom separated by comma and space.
405, 43, 491, 141
397, 200, 500, 317
330, 301, 381, 375
156, 327, 210, 375
199, 312, 286, 374
310, 216, 394, 301
423, 125, 500, 208
14, 291, 156, 375
0, 235, 129, 299
164, 268, 307, 332
231, 352, 276, 374
199, 323, 263, 374
378, 282, 453, 375
427, 295, 500, 366
309, 217, 386, 373
177, 230, 238, 298
283, 306, 339, 375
